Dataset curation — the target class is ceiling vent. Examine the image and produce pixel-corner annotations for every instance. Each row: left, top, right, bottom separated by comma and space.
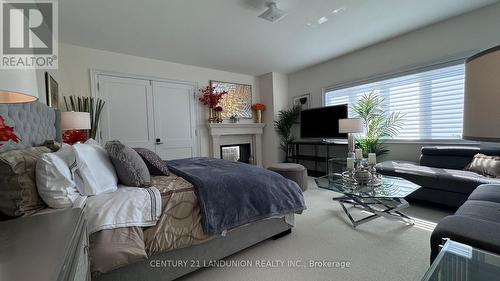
258, 2, 287, 23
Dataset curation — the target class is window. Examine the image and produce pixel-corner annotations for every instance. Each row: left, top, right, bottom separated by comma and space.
324, 63, 465, 140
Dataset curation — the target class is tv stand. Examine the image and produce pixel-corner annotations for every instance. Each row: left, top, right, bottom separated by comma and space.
287, 140, 348, 177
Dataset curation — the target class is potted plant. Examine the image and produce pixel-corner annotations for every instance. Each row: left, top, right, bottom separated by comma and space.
274, 105, 301, 161
351, 91, 404, 157
198, 86, 227, 123
251, 103, 266, 123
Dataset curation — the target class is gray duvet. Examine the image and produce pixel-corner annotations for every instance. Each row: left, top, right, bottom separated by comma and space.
167, 157, 306, 234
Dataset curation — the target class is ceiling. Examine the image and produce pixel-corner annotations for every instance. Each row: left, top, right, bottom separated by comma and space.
59, 0, 498, 76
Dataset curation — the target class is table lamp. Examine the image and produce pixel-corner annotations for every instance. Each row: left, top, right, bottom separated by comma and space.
61, 112, 91, 144
339, 118, 363, 158
0, 90, 38, 103
463, 45, 500, 141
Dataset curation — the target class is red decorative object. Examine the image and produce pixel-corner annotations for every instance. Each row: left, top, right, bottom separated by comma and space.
251, 103, 266, 111
0, 115, 21, 146
198, 86, 227, 108
62, 130, 88, 145
213, 106, 223, 112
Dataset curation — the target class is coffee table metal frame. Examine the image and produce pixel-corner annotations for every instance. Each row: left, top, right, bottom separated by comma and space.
332, 194, 414, 227
316, 174, 418, 227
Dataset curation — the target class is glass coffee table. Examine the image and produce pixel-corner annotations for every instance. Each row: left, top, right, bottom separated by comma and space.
315, 173, 420, 227
422, 239, 500, 280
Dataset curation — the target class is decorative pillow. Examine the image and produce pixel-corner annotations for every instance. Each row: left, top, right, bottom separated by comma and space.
36, 144, 81, 208
133, 148, 170, 176
105, 141, 151, 187
466, 153, 500, 177
0, 146, 51, 217
73, 140, 118, 196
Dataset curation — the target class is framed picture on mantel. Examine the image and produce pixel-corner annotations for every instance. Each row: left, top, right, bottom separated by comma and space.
210, 80, 252, 119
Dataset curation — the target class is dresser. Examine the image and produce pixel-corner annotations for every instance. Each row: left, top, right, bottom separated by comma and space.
0, 208, 89, 281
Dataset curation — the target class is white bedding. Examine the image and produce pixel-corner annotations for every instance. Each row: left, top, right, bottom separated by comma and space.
84, 185, 162, 234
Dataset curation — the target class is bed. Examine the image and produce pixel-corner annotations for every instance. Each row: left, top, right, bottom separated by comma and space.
0, 101, 305, 281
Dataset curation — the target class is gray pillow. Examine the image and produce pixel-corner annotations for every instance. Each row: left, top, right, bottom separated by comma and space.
105, 141, 151, 187
133, 147, 170, 176
466, 153, 500, 178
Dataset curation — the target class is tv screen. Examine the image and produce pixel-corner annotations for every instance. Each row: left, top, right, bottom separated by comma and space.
300, 105, 348, 138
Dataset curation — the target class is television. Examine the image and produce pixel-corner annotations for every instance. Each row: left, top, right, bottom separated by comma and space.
300, 104, 348, 139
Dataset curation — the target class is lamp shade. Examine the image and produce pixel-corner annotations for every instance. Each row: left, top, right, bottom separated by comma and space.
0, 91, 38, 103
463, 45, 500, 141
61, 112, 91, 131
339, 118, 363, 133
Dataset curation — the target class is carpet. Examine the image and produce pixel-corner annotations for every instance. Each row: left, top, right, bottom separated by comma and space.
179, 178, 451, 281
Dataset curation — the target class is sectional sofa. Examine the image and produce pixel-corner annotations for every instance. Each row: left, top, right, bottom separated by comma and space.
376, 146, 500, 207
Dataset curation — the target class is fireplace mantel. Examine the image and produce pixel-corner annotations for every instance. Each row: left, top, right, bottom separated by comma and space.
207, 123, 266, 166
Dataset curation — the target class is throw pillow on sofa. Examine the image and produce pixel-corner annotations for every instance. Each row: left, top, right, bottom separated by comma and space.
106, 140, 151, 187
466, 153, 500, 178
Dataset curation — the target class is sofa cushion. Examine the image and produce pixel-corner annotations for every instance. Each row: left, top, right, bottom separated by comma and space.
431, 215, 500, 262
468, 184, 500, 204
377, 161, 500, 194
455, 200, 500, 224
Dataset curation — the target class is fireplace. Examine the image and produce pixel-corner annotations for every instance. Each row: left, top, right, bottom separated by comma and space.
208, 123, 265, 166
220, 143, 252, 164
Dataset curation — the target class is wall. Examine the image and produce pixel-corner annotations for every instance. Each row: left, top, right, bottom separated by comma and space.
259, 72, 289, 167
58, 43, 260, 158
0, 69, 58, 104
288, 2, 500, 162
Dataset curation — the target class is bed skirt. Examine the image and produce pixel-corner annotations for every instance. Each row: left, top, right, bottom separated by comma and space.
94, 217, 293, 281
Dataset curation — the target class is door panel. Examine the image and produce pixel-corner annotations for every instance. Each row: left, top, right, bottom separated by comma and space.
152, 81, 197, 160
97, 75, 155, 150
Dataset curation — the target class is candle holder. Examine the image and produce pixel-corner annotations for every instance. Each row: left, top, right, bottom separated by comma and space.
341, 158, 381, 189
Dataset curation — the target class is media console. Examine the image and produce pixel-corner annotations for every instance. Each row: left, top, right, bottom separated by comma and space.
287, 140, 348, 177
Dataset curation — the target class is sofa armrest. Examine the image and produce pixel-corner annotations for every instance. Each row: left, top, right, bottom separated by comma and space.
430, 215, 500, 263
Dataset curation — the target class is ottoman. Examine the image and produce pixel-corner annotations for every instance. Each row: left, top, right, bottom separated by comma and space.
268, 163, 308, 191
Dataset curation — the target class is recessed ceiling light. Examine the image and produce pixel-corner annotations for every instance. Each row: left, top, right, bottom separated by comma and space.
317, 16, 328, 25
331, 7, 346, 14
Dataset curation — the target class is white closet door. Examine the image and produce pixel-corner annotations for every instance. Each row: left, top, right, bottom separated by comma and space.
152, 81, 197, 160
97, 75, 155, 150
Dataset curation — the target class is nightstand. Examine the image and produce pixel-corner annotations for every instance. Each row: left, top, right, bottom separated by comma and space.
0, 208, 89, 281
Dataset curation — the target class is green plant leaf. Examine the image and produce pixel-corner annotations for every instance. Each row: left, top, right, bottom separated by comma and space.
352, 91, 405, 156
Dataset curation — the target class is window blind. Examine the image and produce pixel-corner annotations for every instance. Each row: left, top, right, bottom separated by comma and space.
324, 64, 465, 140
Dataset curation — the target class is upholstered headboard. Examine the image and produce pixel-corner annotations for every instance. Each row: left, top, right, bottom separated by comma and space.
0, 101, 61, 152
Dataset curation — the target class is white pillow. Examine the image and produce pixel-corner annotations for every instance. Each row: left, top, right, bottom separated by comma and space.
73, 140, 118, 195
36, 145, 80, 208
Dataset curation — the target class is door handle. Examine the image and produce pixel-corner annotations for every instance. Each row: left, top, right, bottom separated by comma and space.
155, 138, 164, 145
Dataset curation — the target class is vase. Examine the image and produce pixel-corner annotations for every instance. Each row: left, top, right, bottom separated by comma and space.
255, 110, 263, 123
215, 111, 223, 123
208, 108, 215, 123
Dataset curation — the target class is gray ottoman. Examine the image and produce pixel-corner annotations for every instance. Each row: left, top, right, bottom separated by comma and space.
268, 163, 308, 191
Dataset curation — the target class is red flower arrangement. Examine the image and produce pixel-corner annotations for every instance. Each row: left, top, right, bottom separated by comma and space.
213, 106, 223, 112
198, 86, 227, 108
251, 103, 266, 111
0, 115, 20, 146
